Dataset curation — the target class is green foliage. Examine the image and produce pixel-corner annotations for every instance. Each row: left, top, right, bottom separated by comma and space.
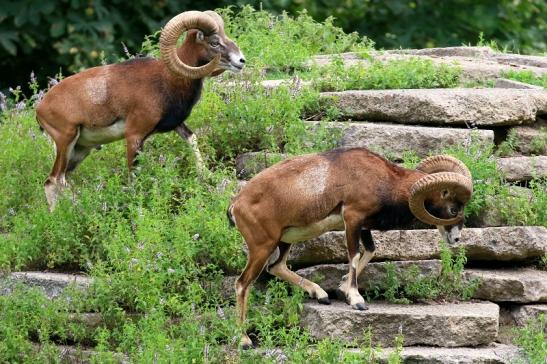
218, 6, 372, 72
189, 75, 337, 161
310, 56, 461, 91
257, 0, 547, 54
495, 178, 547, 227
0, 285, 86, 362
368, 243, 479, 303
514, 314, 546, 364
502, 70, 547, 88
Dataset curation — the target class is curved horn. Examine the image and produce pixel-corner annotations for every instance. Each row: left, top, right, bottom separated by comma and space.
204, 10, 225, 34
409, 172, 473, 226
416, 155, 472, 180
160, 11, 221, 79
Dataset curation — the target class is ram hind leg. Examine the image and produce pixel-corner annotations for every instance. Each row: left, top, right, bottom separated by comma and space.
44, 127, 80, 211
236, 240, 278, 349
267, 242, 330, 304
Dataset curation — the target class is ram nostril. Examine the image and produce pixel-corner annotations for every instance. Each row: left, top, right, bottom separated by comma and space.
239, 58, 246, 64
454, 237, 460, 243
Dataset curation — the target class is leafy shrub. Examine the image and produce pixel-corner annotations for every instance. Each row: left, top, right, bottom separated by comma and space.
310, 56, 461, 91
368, 243, 478, 303
218, 6, 373, 72
514, 314, 546, 364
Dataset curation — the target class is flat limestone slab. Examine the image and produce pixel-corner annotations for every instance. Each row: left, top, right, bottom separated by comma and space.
347, 343, 524, 364
511, 304, 547, 327
306, 121, 494, 159
0, 272, 91, 299
310, 49, 547, 81
502, 123, 547, 156
295, 260, 442, 292
464, 269, 547, 303
320, 89, 547, 126
496, 156, 547, 182
495, 78, 544, 90
287, 226, 547, 267
300, 301, 499, 347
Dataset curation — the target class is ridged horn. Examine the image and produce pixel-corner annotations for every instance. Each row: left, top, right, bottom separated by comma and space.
160, 11, 221, 79
416, 155, 472, 180
409, 172, 473, 226
204, 10, 225, 35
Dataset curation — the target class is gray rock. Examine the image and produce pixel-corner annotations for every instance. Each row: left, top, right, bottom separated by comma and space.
32, 344, 129, 364
347, 343, 524, 364
306, 121, 493, 160
493, 53, 547, 69
511, 304, 547, 327
496, 156, 547, 181
464, 268, 547, 303
295, 260, 442, 293
287, 227, 547, 267
495, 78, 544, 90
502, 123, 547, 156
310, 50, 547, 81
320, 89, 547, 126
0, 272, 92, 299
300, 301, 499, 347
386, 46, 495, 58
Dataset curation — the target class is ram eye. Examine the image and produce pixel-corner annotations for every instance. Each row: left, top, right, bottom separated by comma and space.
210, 41, 220, 48
449, 207, 459, 216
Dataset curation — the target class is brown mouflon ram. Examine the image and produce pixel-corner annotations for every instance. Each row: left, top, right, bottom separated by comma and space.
227, 147, 473, 348
36, 10, 245, 211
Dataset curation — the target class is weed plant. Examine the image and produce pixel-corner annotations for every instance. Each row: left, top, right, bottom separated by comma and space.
367, 243, 479, 304
514, 314, 546, 364
310, 56, 461, 91
502, 70, 547, 88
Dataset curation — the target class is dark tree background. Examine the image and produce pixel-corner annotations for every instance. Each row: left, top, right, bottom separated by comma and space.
1, 0, 545, 90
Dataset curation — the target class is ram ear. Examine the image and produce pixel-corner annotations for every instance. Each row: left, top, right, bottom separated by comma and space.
196, 30, 205, 43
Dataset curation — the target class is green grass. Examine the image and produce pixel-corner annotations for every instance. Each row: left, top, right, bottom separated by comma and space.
309, 56, 461, 91
502, 70, 547, 88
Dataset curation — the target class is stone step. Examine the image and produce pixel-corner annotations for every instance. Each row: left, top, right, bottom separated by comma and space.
496, 156, 547, 182
235, 152, 546, 183
495, 78, 544, 90
0, 271, 92, 299
300, 301, 499, 347
32, 344, 129, 364
295, 260, 442, 293
348, 343, 524, 364
464, 268, 547, 303
319, 89, 547, 127
310, 48, 547, 81
510, 304, 547, 327
287, 226, 546, 268
501, 122, 546, 157
306, 121, 494, 160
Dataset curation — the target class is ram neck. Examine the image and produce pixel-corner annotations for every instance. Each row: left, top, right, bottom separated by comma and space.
394, 169, 427, 204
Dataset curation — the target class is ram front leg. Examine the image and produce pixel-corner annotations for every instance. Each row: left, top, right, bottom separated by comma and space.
337, 209, 367, 310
